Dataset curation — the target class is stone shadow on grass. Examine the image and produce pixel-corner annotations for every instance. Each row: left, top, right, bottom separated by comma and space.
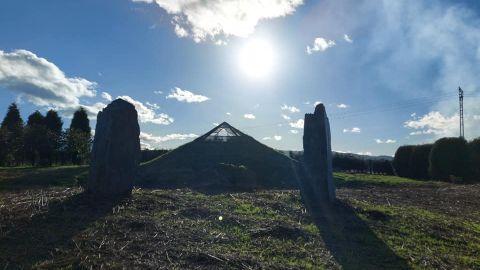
0, 192, 121, 268
308, 200, 411, 270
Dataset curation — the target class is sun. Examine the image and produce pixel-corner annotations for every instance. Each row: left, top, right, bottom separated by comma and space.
238, 39, 275, 80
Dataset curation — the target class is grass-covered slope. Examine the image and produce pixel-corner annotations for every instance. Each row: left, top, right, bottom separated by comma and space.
1, 168, 480, 269
139, 136, 300, 190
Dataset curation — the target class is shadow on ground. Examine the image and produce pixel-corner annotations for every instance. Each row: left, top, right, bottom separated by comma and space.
309, 200, 410, 270
0, 192, 121, 269
0, 166, 88, 191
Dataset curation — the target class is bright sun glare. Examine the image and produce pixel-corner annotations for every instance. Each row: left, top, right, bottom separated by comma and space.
239, 39, 275, 80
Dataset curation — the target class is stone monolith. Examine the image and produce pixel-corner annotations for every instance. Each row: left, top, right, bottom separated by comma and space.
87, 99, 140, 197
302, 103, 336, 204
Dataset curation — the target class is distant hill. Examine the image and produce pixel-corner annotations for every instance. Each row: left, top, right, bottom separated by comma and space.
280, 150, 393, 161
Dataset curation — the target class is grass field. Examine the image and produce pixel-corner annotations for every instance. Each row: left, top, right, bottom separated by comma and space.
1, 167, 480, 269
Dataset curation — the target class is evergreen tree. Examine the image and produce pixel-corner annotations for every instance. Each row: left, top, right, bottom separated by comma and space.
70, 107, 91, 134
0, 103, 24, 166
67, 107, 91, 164
45, 110, 63, 165
23, 111, 49, 166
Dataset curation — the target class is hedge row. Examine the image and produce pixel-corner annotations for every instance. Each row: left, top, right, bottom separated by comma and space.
393, 137, 480, 182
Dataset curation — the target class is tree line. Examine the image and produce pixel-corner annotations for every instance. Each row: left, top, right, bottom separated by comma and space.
394, 137, 480, 182
0, 103, 92, 166
287, 151, 394, 175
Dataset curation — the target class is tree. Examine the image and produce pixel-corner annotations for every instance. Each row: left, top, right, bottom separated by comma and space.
0, 103, 24, 166
429, 137, 470, 181
70, 107, 91, 134
45, 110, 63, 165
409, 144, 433, 180
23, 111, 49, 166
393, 145, 415, 177
67, 107, 91, 164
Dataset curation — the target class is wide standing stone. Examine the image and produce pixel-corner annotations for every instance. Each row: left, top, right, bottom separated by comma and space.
302, 104, 336, 203
87, 99, 140, 197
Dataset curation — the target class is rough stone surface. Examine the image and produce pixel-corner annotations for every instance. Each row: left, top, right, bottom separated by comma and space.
302, 103, 336, 203
87, 99, 140, 197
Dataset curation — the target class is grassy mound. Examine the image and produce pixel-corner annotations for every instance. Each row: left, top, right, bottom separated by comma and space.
139, 136, 300, 191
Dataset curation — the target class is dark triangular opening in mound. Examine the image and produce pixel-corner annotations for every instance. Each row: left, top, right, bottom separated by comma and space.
200, 122, 244, 142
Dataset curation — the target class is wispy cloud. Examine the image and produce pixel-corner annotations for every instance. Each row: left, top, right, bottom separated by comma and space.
281, 104, 300, 113
281, 114, 291, 120
343, 127, 361, 133
118, 95, 174, 125
306, 38, 335, 54
344, 34, 353, 43
101, 92, 112, 102
166, 87, 209, 103
289, 119, 304, 129
140, 131, 197, 149
337, 103, 349, 109
244, 113, 256, 119
375, 138, 396, 144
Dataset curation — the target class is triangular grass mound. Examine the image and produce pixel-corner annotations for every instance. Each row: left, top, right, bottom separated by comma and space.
138, 122, 300, 191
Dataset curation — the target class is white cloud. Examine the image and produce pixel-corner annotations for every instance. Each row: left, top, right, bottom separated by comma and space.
289, 119, 304, 129
244, 113, 256, 119
281, 114, 291, 120
375, 138, 397, 144
290, 129, 299, 134
140, 131, 198, 149
313, 101, 322, 106
153, 90, 163, 94
212, 122, 219, 126
118, 95, 174, 125
274, 135, 282, 141
133, 0, 303, 44
146, 102, 160, 110
343, 127, 361, 133
404, 111, 457, 137
166, 87, 209, 103
101, 92, 112, 102
281, 104, 300, 113
344, 34, 353, 43
306, 38, 335, 54
226, 112, 231, 115
0, 49, 97, 112
337, 103, 349, 109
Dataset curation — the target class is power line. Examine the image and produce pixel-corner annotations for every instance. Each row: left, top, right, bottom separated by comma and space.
238, 92, 473, 131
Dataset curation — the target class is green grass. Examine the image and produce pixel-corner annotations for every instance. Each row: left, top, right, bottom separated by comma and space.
334, 172, 436, 186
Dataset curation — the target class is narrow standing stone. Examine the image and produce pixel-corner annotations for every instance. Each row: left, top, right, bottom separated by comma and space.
87, 99, 140, 197
302, 103, 336, 203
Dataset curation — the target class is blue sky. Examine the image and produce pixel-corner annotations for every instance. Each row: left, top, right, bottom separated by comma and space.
1, 0, 480, 155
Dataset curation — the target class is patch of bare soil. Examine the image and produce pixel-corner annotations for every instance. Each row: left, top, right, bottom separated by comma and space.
337, 183, 480, 220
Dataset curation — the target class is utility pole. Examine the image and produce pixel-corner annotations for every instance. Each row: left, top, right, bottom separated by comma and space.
459, 87, 464, 139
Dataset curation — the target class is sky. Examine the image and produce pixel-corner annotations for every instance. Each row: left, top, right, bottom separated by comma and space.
1, 0, 480, 155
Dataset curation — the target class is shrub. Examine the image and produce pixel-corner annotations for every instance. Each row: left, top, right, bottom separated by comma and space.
409, 144, 433, 180
393, 145, 415, 177
468, 138, 480, 182
429, 137, 470, 181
